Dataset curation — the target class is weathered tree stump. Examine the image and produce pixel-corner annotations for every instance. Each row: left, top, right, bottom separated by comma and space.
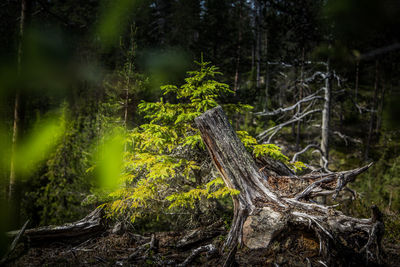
195, 106, 383, 266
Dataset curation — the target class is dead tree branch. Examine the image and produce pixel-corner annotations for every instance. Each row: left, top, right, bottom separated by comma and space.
178, 244, 217, 267
1, 220, 29, 265
257, 109, 321, 143
255, 89, 323, 116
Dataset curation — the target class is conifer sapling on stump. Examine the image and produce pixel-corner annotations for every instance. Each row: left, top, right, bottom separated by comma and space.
195, 106, 383, 266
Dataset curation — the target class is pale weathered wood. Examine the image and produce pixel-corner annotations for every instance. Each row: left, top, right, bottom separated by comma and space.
195, 106, 382, 266
195, 106, 286, 251
7, 207, 105, 244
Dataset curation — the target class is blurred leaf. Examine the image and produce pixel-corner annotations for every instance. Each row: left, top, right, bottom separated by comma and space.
97, 0, 140, 48
15, 113, 66, 176
95, 129, 125, 189
0, 125, 10, 173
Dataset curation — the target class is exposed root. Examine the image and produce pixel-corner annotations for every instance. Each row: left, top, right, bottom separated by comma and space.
124, 233, 156, 262
176, 220, 224, 249
223, 243, 238, 267
178, 244, 217, 267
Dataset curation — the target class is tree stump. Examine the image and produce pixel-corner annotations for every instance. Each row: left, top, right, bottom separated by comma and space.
195, 106, 383, 266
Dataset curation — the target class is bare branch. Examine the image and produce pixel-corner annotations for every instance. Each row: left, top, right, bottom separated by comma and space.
332, 131, 362, 145
304, 61, 328, 66
312, 149, 331, 173
309, 125, 363, 146
266, 61, 293, 68
295, 176, 336, 200
359, 42, 400, 60
178, 244, 217, 267
257, 109, 321, 142
1, 220, 29, 265
304, 71, 327, 83
291, 144, 320, 162
293, 163, 373, 201
255, 89, 323, 116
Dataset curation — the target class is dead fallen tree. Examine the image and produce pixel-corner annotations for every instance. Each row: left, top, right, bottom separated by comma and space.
195, 106, 383, 266
7, 207, 106, 245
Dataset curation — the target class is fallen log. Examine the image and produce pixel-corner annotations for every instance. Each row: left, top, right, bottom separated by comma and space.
195, 106, 383, 266
7, 207, 105, 245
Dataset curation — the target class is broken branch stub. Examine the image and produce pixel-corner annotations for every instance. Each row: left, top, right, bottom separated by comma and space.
195, 106, 382, 265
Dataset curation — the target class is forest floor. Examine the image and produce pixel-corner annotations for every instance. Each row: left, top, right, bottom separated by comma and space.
5, 219, 400, 267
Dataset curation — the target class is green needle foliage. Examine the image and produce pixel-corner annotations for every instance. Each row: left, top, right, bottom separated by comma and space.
103, 59, 300, 226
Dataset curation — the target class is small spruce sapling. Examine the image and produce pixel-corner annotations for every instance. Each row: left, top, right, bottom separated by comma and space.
104, 59, 303, 224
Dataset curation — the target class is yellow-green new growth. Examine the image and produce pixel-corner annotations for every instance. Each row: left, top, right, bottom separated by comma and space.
105, 59, 301, 223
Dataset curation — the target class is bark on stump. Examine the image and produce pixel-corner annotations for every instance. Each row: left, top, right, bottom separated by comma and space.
195, 106, 383, 266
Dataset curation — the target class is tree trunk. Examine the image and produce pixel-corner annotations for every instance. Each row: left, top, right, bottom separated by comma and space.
9, 0, 31, 226
233, 0, 243, 92
263, 31, 269, 112
355, 60, 359, 104
375, 73, 385, 134
296, 48, 305, 150
9, 94, 20, 203
320, 60, 332, 168
195, 106, 383, 266
365, 60, 379, 160
255, 0, 261, 89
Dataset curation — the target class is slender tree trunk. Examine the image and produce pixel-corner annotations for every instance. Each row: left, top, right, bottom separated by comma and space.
8, 0, 31, 228
279, 84, 284, 108
123, 62, 131, 153
365, 60, 379, 160
251, 43, 255, 72
376, 74, 385, 133
233, 0, 243, 92
320, 60, 332, 167
9, 94, 20, 202
296, 48, 305, 150
9, 0, 29, 203
339, 99, 344, 131
355, 60, 359, 104
123, 67, 131, 128
255, 0, 261, 89
263, 31, 269, 112
123, 26, 136, 151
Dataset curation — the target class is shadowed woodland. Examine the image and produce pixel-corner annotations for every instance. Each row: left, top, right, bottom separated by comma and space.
1, 0, 400, 266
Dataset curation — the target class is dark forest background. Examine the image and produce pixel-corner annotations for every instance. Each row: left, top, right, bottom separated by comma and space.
1, 0, 400, 244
